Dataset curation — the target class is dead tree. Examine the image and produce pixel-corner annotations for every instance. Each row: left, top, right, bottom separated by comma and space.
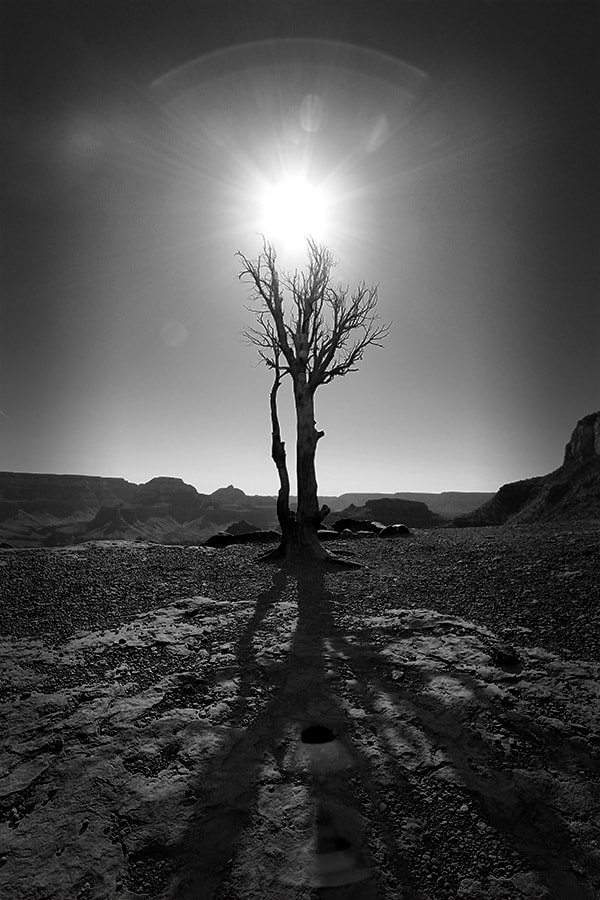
238, 238, 390, 564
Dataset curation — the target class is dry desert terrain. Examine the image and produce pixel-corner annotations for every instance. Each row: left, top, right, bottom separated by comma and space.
1, 522, 599, 899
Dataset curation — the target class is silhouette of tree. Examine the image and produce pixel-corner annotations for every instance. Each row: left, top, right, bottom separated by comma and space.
238, 238, 390, 564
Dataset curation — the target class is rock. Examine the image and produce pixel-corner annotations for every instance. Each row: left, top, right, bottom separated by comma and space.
489, 643, 521, 668
225, 520, 261, 535
203, 531, 237, 548
331, 499, 444, 529
454, 477, 545, 527
236, 529, 280, 544
563, 410, 600, 465
458, 878, 485, 897
203, 529, 280, 548
379, 523, 411, 537
455, 410, 600, 526
331, 518, 381, 534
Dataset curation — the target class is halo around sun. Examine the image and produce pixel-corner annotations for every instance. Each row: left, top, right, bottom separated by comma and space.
153, 39, 430, 265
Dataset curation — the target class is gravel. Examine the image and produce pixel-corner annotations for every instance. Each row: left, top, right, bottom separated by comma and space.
1, 523, 598, 662
1, 522, 599, 900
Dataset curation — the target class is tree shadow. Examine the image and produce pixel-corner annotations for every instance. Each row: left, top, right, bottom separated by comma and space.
173, 565, 414, 897
319, 603, 597, 899
172, 562, 597, 899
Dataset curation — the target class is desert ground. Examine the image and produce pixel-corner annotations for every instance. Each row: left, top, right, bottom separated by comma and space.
1, 522, 599, 900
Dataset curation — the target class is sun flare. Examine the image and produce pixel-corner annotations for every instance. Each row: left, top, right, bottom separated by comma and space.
260, 175, 328, 247
153, 41, 431, 266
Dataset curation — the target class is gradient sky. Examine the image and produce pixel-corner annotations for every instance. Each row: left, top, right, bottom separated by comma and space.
1, 0, 598, 495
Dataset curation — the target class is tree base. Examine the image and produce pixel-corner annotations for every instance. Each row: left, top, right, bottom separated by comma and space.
257, 541, 363, 570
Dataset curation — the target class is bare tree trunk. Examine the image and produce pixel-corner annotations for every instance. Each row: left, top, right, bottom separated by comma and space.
261, 368, 296, 560
292, 381, 329, 561
262, 365, 335, 564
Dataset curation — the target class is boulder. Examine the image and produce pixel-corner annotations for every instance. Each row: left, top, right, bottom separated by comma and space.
225, 520, 262, 535
379, 524, 411, 537
489, 643, 521, 669
331, 518, 381, 534
237, 529, 280, 544
203, 529, 280, 548
317, 528, 338, 541
203, 531, 235, 548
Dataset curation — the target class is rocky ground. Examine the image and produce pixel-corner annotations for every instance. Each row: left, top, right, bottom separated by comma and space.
1, 522, 599, 900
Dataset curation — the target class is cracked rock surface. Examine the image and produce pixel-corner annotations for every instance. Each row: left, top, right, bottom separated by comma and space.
1, 524, 599, 899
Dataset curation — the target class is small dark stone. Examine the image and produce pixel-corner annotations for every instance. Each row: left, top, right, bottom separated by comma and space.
490, 644, 521, 667
301, 725, 335, 744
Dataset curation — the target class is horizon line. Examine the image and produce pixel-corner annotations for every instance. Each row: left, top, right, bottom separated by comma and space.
0, 468, 500, 496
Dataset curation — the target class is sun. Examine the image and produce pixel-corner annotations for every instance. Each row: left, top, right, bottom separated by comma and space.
260, 175, 328, 248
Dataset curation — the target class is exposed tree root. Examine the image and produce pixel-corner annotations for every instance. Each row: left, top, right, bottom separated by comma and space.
256, 542, 363, 570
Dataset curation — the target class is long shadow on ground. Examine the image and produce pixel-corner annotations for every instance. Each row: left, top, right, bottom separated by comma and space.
173, 562, 598, 899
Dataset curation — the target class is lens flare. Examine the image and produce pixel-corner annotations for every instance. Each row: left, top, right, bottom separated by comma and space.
260, 175, 328, 247
152, 39, 430, 267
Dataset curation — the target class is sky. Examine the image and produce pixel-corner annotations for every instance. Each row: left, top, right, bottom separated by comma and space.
1, 0, 599, 496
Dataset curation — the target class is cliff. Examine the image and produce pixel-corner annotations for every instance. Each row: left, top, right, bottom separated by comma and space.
455, 411, 600, 527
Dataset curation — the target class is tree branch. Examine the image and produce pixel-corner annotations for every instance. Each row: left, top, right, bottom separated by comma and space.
238, 238, 390, 393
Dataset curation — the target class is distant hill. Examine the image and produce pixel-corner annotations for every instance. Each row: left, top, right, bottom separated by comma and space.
325, 491, 494, 517
0, 471, 495, 548
0, 474, 278, 548
329, 497, 447, 528
455, 411, 600, 527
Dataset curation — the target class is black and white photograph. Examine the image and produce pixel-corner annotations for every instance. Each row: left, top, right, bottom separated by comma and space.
1, 1, 599, 897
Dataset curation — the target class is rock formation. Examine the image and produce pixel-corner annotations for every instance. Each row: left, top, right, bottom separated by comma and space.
329, 491, 494, 517
0, 474, 487, 548
564, 410, 600, 465
0, 476, 282, 548
10, 410, 593, 547
456, 411, 600, 526
0, 472, 137, 519
330, 497, 445, 529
